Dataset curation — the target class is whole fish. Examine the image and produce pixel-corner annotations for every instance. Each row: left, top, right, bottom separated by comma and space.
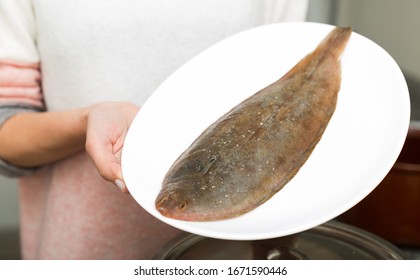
156, 27, 352, 221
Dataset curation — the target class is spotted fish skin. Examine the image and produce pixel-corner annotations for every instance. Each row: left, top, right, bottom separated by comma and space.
156, 27, 352, 221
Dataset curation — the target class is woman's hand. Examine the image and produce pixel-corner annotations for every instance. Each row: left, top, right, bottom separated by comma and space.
84, 102, 139, 193
0, 101, 139, 194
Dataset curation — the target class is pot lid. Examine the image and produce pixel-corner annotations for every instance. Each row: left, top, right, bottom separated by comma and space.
155, 221, 404, 260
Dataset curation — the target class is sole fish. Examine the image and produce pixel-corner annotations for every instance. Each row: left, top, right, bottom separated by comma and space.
156, 26, 352, 221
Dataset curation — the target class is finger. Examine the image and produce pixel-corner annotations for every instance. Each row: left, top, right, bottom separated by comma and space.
115, 178, 130, 194
85, 136, 128, 193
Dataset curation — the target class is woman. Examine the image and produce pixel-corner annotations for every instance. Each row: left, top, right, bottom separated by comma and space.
0, 0, 308, 259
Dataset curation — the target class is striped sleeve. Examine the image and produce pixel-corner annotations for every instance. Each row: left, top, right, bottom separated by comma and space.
0, 0, 45, 177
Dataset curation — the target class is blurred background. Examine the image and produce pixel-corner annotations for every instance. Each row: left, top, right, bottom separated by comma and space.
1, 0, 419, 259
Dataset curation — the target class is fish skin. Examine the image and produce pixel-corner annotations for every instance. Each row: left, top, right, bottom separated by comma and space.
156, 27, 352, 221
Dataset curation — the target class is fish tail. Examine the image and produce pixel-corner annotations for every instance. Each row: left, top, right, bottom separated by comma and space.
314, 26, 352, 59
278, 26, 351, 81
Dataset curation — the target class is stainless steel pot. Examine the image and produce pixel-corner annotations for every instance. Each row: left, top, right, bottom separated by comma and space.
154, 221, 404, 260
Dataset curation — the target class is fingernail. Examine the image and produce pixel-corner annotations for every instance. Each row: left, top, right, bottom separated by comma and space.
115, 179, 127, 193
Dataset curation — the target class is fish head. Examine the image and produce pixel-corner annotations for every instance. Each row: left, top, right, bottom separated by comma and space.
156, 189, 188, 215
155, 180, 204, 221
156, 175, 233, 221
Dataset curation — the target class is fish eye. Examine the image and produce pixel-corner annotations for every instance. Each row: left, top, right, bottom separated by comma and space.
178, 201, 187, 210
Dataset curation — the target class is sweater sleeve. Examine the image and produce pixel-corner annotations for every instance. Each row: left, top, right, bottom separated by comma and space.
0, 0, 45, 177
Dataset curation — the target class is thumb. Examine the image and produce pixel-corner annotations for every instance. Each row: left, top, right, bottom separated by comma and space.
85, 137, 129, 194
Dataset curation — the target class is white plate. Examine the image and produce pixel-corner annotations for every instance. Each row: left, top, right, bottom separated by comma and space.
121, 22, 410, 240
